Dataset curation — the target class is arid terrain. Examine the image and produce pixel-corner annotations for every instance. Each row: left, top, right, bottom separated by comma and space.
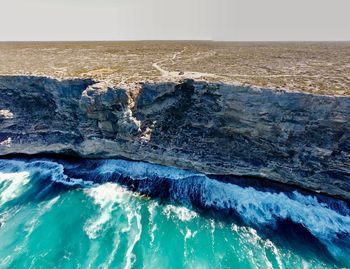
1, 41, 350, 200
0, 41, 349, 95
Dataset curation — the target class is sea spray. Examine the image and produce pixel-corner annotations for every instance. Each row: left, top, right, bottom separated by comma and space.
0, 158, 349, 268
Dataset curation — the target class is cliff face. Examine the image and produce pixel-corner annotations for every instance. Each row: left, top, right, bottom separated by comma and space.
1, 75, 349, 200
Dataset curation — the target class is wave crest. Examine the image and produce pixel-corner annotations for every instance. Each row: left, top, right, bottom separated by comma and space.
0, 158, 349, 263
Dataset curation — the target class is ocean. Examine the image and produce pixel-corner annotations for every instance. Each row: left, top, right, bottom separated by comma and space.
0, 158, 349, 269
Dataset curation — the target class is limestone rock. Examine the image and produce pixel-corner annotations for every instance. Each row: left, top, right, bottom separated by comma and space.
0, 75, 349, 200
79, 82, 141, 137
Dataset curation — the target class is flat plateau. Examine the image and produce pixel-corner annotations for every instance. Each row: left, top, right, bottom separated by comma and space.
0, 41, 349, 95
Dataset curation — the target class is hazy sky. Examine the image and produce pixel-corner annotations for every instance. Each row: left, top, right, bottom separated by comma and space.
0, 0, 349, 41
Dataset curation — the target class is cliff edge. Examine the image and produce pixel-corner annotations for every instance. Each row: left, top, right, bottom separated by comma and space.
1, 75, 349, 200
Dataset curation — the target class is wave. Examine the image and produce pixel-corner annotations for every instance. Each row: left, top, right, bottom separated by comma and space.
84, 182, 143, 269
0, 171, 30, 206
0, 158, 349, 264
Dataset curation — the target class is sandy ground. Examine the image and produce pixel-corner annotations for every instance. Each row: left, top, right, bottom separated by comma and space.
0, 41, 349, 95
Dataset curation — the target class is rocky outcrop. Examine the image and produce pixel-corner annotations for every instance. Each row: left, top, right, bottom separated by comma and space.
79, 82, 141, 137
0, 75, 349, 200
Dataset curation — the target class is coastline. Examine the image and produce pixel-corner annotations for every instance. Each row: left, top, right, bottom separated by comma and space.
1, 75, 349, 200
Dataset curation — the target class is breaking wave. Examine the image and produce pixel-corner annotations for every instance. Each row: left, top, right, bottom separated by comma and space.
0, 158, 349, 266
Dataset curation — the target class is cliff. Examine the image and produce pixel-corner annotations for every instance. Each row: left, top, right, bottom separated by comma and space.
0, 75, 349, 200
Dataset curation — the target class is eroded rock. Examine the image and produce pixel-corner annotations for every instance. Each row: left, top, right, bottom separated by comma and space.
79, 82, 141, 137
0, 75, 349, 200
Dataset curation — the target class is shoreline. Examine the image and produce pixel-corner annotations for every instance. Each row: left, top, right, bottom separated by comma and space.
2, 152, 350, 206
1, 75, 349, 200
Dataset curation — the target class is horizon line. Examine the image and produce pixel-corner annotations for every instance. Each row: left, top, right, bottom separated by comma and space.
0, 39, 350, 43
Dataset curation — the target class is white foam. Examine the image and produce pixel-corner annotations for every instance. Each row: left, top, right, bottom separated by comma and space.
205, 180, 350, 234
0, 158, 349, 263
201, 179, 350, 259
124, 207, 142, 269
162, 204, 198, 222
147, 202, 158, 245
0, 109, 14, 119
80, 158, 350, 260
83, 180, 144, 269
103, 233, 121, 269
0, 159, 93, 187
0, 255, 13, 268
0, 171, 30, 206
84, 183, 129, 239
97, 159, 198, 181
264, 239, 283, 269
44, 196, 60, 210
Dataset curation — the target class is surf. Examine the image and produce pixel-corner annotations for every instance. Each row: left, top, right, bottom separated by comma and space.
0, 158, 349, 268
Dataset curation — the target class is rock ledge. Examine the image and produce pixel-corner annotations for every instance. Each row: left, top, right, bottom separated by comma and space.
1, 75, 349, 200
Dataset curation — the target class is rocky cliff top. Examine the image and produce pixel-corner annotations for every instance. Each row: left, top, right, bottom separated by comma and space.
0, 41, 349, 95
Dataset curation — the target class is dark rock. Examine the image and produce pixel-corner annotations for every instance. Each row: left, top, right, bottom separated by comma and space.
0, 75, 349, 200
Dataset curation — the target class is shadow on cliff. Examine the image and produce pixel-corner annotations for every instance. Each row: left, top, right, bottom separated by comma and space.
133, 79, 350, 202
1, 75, 350, 203
0, 75, 96, 151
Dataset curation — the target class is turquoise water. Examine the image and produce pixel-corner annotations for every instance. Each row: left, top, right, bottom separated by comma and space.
0, 159, 349, 269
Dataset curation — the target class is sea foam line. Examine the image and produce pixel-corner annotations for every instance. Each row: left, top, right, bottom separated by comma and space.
0, 158, 349, 263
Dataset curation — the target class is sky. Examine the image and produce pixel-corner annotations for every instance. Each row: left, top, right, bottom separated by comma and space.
0, 0, 349, 41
